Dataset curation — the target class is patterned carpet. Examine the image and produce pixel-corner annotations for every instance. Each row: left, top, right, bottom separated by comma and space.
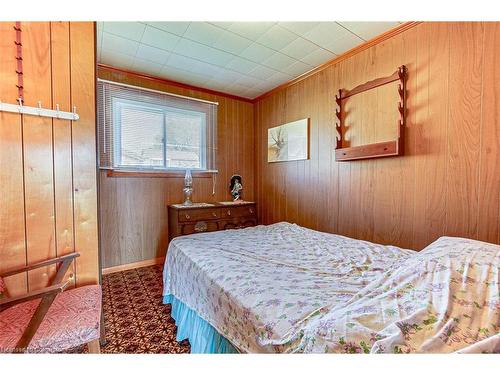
69, 265, 190, 354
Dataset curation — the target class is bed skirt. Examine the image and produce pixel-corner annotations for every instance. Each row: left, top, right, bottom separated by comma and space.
163, 294, 238, 354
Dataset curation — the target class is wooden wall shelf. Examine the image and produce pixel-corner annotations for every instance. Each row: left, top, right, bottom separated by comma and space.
334, 65, 407, 161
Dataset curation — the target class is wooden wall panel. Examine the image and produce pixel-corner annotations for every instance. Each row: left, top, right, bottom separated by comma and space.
0, 21, 98, 296
70, 22, 99, 286
97, 66, 255, 268
51, 21, 76, 287
255, 22, 500, 250
479, 23, 500, 245
0, 23, 27, 296
22, 22, 57, 291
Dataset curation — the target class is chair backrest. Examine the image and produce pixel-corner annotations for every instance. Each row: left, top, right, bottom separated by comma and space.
0, 276, 6, 298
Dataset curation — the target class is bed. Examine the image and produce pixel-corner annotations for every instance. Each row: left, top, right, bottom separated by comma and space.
162, 222, 500, 353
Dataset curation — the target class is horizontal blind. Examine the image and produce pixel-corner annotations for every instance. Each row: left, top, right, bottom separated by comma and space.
97, 80, 218, 171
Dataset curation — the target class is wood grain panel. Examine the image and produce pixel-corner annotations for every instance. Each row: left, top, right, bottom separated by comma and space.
0, 22, 27, 296
50, 21, 76, 287
97, 66, 255, 268
21, 22, 57, 291
70, 22, 99, 286
0, 21, 98, 293
445, 22, 484, 239
255, 22, 500, 250
479, 22, 500, 244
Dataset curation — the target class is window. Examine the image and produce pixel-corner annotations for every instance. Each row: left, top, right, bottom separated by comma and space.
97, 80, 217, 172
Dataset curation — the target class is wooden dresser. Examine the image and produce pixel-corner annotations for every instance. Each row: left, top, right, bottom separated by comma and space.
168, 202, 257, 241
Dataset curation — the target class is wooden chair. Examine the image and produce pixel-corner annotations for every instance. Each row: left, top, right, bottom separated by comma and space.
0, 253, 103, 353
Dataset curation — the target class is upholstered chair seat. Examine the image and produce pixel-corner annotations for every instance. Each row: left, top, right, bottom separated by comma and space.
0, 285, 101, 353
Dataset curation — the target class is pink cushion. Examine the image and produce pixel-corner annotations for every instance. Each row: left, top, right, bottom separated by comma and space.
0, 285, 101, 353
0, 277, 5, 298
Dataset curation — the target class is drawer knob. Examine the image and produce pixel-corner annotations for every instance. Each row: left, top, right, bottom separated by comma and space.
249, 208, 254, 214
212, 212, 217, 217
227, 210, 231, 216
185, 214, 191, 220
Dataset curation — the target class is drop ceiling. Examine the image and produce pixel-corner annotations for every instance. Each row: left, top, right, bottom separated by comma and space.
97, 22, 402, 99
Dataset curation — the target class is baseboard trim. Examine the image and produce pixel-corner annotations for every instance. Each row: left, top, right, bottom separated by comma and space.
102, 257, 165, 275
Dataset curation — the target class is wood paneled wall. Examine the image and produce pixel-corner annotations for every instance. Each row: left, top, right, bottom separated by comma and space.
0, 22, 98, 296
98, 66, 254, 268
255, 22, 500, 250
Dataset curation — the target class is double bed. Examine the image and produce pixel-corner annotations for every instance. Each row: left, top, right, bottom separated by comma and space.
163, 222, 500, 354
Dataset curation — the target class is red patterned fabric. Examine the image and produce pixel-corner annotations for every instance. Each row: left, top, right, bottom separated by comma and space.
0, 285, 101, 353
0, 277, 5, 297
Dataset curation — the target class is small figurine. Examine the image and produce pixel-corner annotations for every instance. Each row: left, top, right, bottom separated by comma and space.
230, 175, 243, 201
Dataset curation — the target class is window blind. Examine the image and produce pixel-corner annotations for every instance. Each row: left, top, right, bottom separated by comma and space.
97, 80, 218, 172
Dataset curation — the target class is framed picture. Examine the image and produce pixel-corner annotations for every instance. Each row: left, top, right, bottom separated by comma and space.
267, 118, 309, 163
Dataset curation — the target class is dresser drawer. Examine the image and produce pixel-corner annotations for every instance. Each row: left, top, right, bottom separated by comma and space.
221, 217, 257, 230
180, 221, 219, 235
220, 205, 256, 219
178, 208, 221, 222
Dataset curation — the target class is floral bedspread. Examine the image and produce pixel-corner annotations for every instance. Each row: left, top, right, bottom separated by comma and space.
163, 222, 413, 352
291, 236, 500, 353
163, 223, 500, 353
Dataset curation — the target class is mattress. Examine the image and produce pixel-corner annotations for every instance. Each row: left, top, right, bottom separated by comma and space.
163, 223, 500, 353
163, 222, 414, 353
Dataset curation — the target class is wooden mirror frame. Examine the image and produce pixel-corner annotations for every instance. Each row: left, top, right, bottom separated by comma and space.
334, 65, 407, 161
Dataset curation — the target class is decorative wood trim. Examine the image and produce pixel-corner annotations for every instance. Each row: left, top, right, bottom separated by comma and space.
335, 65, 407, 161
102, 257, 165, 275
342, 70, 400, 99
105, 169, 216, 178
335, 140, 398, 161
97, 64, 254, 104
253, 22, 421, 102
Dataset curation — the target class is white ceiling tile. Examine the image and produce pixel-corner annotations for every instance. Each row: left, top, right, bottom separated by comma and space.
281, 60, 311, 76
131, 58, 163, 76
234, 75, 262, 88
208, 22, 234, 30
278, 22, 320, 36
213, 30, 253, 55
280, 37, 318, 60
256, 25, 298, 51
136, 44, 171, 65
212, 69, 247, 83
338, 22, 399, 40
262, 52, 297, 71
98, 21, 397, 98
188, 60, 226, 77
102, 32, 139, 56
100, 50, 134, 70
103, 22, 146, 42
225, 57, 259, 75
174, 38, 234, 67
300, 47, 335, 66
160, 65, 210, 85
266, 71, 293, 86
240, 43, 275, 63
166, 53, 201, 71
141, 26, 180, 51
303, 22, 361, 51
146, 22, 191, 36
324, 34, 363, 55
183, 22, 225, 46
226, 22, 275, 40
247, 64, 278, 80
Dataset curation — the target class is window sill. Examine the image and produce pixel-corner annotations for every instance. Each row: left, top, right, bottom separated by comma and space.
105, 169, 217, 178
